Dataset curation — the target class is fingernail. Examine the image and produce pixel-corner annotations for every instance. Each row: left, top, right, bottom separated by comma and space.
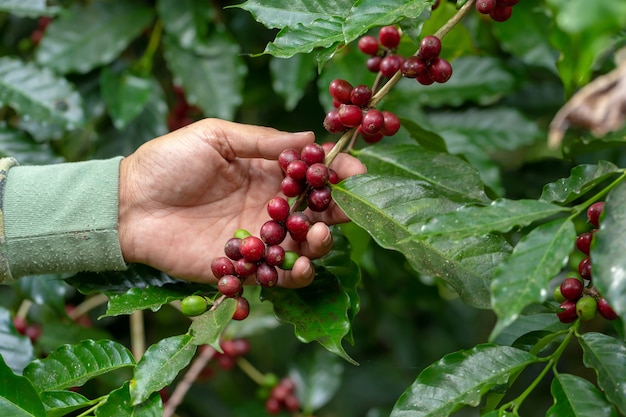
322, 227, 333, 247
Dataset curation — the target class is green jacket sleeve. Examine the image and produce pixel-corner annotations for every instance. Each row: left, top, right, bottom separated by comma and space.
0, 157, 128, 283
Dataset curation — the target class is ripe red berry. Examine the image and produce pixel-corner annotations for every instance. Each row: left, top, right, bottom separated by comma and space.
234, 258, 257, 276
307, 186, 332, 212
350, 84, 372, 107
560, 278, 584, 301
328, 168, 339, 184
256, 263, 279, 287
240, 236, 266, 262
379, 55, 404, 77
338, 104, 363, 128
361, 108, 385, 135
428, 57, 453, 83
286, 212, 311, 242
498, 0, 520, 5
286, 160, 308, 180
489, 5, 512, 22
284, 394, 301, 412
575, 232, 594, 255
323, 109, 345, 133
366, 56, 382, 73
419, 36, 442, 61
381, 111, 401, 136
300, 143, 326, 165
232, 297, 250, 321
13, 316, 27, 335
224, 237, 243, 260
587, 202, 605, 227
267, 197, 290, 222
281, 176, 306, 197
557, 300, 578, 323
598, 298, 618, 320
578, 257, 592, 280
218, 275, 243, 297
266, 397, 282, 414
260, 220, 287, 245
358, 35, 379, 55
328, 79, 353, 104
416, 71, 434, 85
265, 245, 286, 266
476, 0, 496, 14
401, 56, 428, 78
278, 149, 301, 172
306, 163, 330, 188
211, 256, 236, 278
378, 26, 401, 49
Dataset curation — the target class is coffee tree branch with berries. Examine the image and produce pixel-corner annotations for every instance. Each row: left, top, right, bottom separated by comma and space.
1, 0, 626, 416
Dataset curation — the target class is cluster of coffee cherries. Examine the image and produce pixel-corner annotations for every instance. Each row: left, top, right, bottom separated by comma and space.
358, 26, 452, 86
476, 0, 520, 22
30, 16, 52, 46
323, 79, 401, 143
554, 202, 618, 323
264, 377, 302, 415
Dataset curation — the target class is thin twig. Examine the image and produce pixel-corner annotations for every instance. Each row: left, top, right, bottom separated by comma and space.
67, 293, 108, 321
130, 310, 145, 360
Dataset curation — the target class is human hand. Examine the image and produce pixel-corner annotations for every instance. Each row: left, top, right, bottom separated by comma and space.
118, 118, 366, 288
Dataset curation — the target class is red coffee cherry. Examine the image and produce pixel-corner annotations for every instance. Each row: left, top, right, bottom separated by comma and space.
211, 256, 236, 278
218, 275, 243, 297
419, 36, 442, 62
557, 300, 578, 323
267, 197, 290, 222
358, 35, 380, 55
598, 298, 618, 320
328, 79, 353, 104
232, 297, 250, 321
587, 202, 605, 227
378, 26, 401, 49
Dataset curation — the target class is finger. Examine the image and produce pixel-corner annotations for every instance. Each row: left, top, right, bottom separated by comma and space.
280, 256, 315, 288
299, 222, 334, 259
193, 118, 315, 160
329, 152, 367, 180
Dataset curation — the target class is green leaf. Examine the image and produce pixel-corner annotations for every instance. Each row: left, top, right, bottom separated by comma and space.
235, 0, 353, 29
0, 355, 46, 417
400, 118, 448, 153
0, 125, 62, 164
0, 57, 84, 128
356, 143, 490, 204
270, 54, 318, 111
67, 265, 180, 295
490, 219, 576, 340
290, 348, 344, 412
262, 268, 357, 364
0, 0, 58, 17
419, 199, 570, 239
97, 382, 162, 417
35, 1, 155, 74
40, 391, 91, 417
23, 339, 136, 392
547, 373, 618, 417
36, 321, 111, 357
157, 0, 215, 49
333, 174, 510, 309
390, 344, 537, 417
100, 68, 153, 130
130, 334, 197, 405
590, 179, 626, 328
540, 161, 622, 204
494, 313, 568, 347
579, 332, 626, 414
163, 31, 246, 120
0, 306, 35, 375
189, 298, 237, 350
13, 274, 70, 315
105, 282, 217, 317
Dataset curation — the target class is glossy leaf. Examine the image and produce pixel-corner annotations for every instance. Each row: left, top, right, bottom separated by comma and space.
0, 306, 34, 375
130, 334, 196, 405
13, 274, 70, 315
0, 0, 58, 17
270, 54, 318, 111
100, 69, 153, 130
390, 344, 537, 417
0, 355, 46, 417
40, 391, 91, 417
105, 282, 217, 317
579, 332, 626, 414
490, 219, 576, 340
590, 179, 626, 328
401, 118, 448, 153
189, 297, 237, 350
547, 373, 618, 417
66, 265, 180, 295
494, 313, 567, 347
333, 174, 510, 308
290, 348, 344, 412
0, 125, 61, 164
0, 57, 84, 128
157, 0, 215, 49
163, 32, 246, 120
235, 0, 353, 29
35, 1, 155, 74
262, 268, 357, 364
419, 199, 569, 239
97, 382, 162, 417
540, 161, 622, 204
23, 339, 136, 392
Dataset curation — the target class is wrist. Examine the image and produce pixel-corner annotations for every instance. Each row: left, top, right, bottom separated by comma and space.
118, 157, 138, 264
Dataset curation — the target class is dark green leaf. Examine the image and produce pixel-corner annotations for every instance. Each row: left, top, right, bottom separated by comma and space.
37, 321, 111, 357
189, 298, 237, 350
0, 0, 58, 17
235, 0, 353, 29
100, 69, 153, 130
157, 0, 215, 49
547, 373, 618, 417
163, 31, 246, 120
0, 355, 46, 417
540, 161, 622, 204
105, 282, 217, 317
13, 274, 70, 315
390, 344, 537, 417
96, 382, 162, 417
290, 348, 344, 412
130, 334, 196, 405
333, 174, 510, 308
67, 265, 180, 295
35, 1, 155, 74
263, 268, 357, 364
23, 339, 135, 392
270, 54, 317, 111
0, 57, 84, 128
0, 125, 62, 164
40, 391, 92, 417
0, 306, 34, 375
419, 199, 569, 239
494, 313, 568, 347
590, 179, 626, 329
400, 118, 448, 153
579, 332, 626, 414
490, 219, 576, 340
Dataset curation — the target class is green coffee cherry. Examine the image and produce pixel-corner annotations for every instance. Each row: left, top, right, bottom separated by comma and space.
576, 296, 598, 321
234, 229, 252, 239
553, 286, 566, 303
279, 251, 299, 270
181, 295, 208, 316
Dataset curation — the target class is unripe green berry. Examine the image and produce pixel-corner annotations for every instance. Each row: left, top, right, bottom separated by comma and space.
181, 295, 208, 316
576, 296, 598, 321
262, 373, 280, 388
279, 251, 299, 270
553, 286, 566, 303
234, 229, 252, 239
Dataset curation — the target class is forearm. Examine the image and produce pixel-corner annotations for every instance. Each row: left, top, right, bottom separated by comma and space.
0, 157, 128, 282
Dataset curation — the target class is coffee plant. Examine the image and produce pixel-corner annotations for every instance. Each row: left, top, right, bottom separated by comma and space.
1, 0, 626, 416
